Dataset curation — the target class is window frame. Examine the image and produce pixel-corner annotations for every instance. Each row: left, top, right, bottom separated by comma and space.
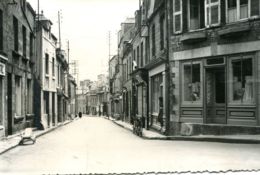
52, 57, 55, 78
225, 0, 252, 23
0, 9, 3, 51
151, 73, 163, 115
205, 0, 221, 27
181, 60, 203, 105
13, 16, 19, 52
45, 53, 49, 76
15, 76, 22, 116
160, 14, 165, 50
151, 24, 156, 56
188, 0, 206, 31
173, 0, 183, 33
22, 25, 27, 57
228, 54, 256, 106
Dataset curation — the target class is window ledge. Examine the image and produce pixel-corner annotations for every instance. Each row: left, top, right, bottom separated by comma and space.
0, 51, 8, 61
26, 114, 34, 120
180, 31, 207, 44
219, 23, 250, 37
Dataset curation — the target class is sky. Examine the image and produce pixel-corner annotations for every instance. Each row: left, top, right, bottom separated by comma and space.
27, 0, 139, 83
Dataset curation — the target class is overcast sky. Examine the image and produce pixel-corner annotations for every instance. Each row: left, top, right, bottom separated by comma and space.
27, 0, 138, 83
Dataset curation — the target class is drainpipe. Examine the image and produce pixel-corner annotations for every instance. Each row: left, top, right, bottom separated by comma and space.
165, 0, 171, 135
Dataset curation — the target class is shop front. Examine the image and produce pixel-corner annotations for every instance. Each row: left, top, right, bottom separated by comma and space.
0, 54, 7, 138
180, 53, 258, 127
131, 68, 148, 128
148, 63, 166, 132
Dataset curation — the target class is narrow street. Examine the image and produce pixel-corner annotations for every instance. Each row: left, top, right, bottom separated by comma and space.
0, 116, 260, 174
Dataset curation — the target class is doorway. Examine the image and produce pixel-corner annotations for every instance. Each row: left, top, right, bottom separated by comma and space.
205, 67, 226, 124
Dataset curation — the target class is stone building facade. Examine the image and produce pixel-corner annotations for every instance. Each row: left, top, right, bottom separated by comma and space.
0, 0, 35, 137
35, 14, 58, 129
118, 18, 135, 123
169, 0, 260, 135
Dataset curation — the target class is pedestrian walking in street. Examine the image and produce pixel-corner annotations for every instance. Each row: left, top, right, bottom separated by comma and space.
79, 112, 82, 118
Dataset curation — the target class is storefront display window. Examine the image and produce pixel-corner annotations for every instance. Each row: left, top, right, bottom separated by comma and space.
182, 61, 202, 103
151, 74, 163, 113
230, 56, 254, 104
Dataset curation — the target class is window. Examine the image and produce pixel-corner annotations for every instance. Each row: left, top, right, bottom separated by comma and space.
141, 42, 144, 67
251, 0, 260, 16
182, 61, 202, 103
173, 0, 183, 33
0, 77, 2, 125
27, 79, 32, 114
22, 26, 26, 57
30, 33, 33, 58
57, 65, 60, 86
227, 0, 251, 23
13, 16, 19, 52
137, 86, 143, 115
15, 76, 22, 116
151, 24, 156, 56
188, 0, 205, 30
229, 56, 254, 104
0, 10, 3, 51
151, 73, 163, 113
45, 53, 49, 75
137, 46, 140, 67
52, 57, 55, 77
205, 0, 221, 27
160, 14, 165, 50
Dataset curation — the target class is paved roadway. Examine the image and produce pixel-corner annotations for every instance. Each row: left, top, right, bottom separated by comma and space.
0, 116, 260, 174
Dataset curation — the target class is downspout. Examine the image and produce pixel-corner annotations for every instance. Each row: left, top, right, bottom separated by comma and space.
165, 0, 171, 135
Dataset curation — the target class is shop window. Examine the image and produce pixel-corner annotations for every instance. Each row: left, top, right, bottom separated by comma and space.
27, 79, 32, 114
230, 56, 254, 104
227, 0, 250, 23
137, 86, 143, 115
205, 0, 221, 27
173, 0, 182, 33
183, 61, 202, 103
151, 73, 163, 113
15, 76, 22, 116
188, 0, 205, 30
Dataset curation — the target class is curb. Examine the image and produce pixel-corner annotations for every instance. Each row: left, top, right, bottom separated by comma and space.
112, 120, 133, 133
0, 120, 74, 155
110, 119, 260, 144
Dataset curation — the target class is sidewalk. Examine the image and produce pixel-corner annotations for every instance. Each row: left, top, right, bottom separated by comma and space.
105, 117, 260, 144
0, 119, 75, 155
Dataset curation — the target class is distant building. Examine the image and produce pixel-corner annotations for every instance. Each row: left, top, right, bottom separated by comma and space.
34, 13, 58, 129
68, 74, 77, 118
77, 93, 87, 114
118, 18, 135, 123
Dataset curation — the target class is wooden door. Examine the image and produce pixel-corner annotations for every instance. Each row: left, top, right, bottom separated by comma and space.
206, 67, 226, 124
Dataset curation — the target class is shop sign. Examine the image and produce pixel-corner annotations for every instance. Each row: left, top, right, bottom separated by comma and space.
0, 63, 5, 76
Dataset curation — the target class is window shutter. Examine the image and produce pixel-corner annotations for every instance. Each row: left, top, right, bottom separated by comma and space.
251, 0, 260, 16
